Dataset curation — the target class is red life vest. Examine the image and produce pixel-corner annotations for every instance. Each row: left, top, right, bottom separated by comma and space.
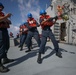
10, 32, 13, 37
27, 18, 36, 27
19, 25, 23, 35
22, 25, 28, 34
40, 15, 54, 29
0, 12, 10, 28
19, 25, 22, 32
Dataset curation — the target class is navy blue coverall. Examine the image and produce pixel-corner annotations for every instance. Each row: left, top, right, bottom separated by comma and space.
19, 33, 27, 50
25, 20, 41, 51
0, 28, 9, 59
39, 16, 59, 54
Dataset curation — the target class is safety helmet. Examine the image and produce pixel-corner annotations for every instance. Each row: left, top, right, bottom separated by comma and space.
0, 3, 4, 9
40, 10, 46, 15
23, 22, 26, 25
27, 13, 32, 18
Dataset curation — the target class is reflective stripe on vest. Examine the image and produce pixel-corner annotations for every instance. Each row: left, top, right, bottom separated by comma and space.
20, 25, 28, 34
40, 15, 54, 29
27, 18, 36, 27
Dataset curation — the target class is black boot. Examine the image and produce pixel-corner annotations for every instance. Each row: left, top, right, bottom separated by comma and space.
30, 46, 33, 49
20, 47, 23, 51
18, 45, 21, 48
56, 52, 62, 58
0, 59, 9, 73
25, 47, 31, 52
0, 64, 10, 73
25, 49, 31, 52
2, 58, 15, 64
37, 53, 42, 64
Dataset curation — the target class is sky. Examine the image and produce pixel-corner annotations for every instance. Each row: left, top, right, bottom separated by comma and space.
0, 0, 51, 37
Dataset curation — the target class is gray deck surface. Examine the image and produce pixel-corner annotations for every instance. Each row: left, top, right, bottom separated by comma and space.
0, 38, 76, 75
